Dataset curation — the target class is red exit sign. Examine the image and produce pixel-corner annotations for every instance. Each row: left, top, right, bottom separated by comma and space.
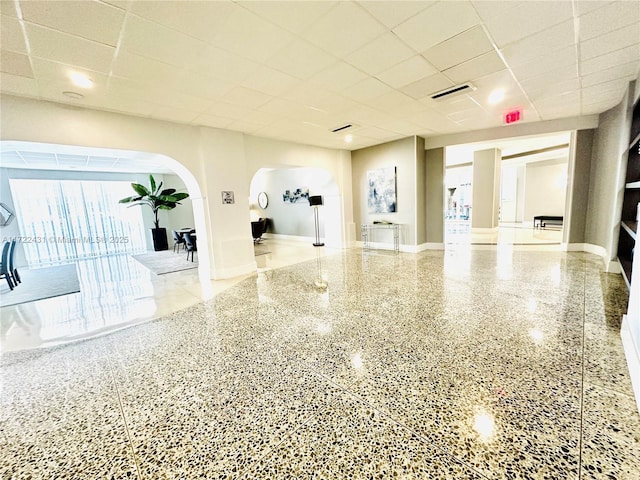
505, 109, 522, 124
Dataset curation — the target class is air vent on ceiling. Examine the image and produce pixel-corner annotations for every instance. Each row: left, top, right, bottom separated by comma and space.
430, 83, 476, 101
330, 123, 359, 133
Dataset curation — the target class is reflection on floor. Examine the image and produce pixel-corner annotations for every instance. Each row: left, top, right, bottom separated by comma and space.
0, 239, 341, 352
446, 220, 563, 245
1, 240, 639, 479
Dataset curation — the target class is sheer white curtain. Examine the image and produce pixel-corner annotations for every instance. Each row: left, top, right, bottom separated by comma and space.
9, 179, 147, 266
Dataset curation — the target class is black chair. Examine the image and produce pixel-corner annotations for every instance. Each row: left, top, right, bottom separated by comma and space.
172, 230, 185, 253
8, 239, 20, 285
184, 232, 197, 262
251, 217, 268, 243
0, 241, 15, 290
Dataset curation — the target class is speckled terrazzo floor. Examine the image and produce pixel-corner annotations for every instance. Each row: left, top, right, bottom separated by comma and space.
1, 248, 639, 479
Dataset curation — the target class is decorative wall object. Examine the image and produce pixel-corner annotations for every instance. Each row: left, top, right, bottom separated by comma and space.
221, 191, 235, 204
282, 188, 309, 203
367, 167, 397, 213
257, 192, 268, 209
0, 202, 15, 226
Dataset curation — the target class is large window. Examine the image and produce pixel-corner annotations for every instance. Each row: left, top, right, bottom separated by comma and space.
10, 179, 147, 266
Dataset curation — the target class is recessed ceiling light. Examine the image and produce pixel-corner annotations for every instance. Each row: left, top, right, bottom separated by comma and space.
344, 134, 353, 143
488, 88, 505, 104
63, 91, 84, 99
69, 72, 93, 89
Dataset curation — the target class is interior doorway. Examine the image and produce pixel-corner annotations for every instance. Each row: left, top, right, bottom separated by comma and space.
443, 132, 571, 246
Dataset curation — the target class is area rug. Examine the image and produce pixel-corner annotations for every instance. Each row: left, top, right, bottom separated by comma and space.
0, 264, 80, 307
254, 243, 271, 256
132, 250, 198, 275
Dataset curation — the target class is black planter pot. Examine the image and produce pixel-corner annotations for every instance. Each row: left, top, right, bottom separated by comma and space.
151, 227, 168, 251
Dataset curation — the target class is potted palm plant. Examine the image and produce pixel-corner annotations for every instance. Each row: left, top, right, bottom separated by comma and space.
119, 175, 189, 251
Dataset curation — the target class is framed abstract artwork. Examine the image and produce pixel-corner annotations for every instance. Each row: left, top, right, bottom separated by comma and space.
367, 167, 396, 213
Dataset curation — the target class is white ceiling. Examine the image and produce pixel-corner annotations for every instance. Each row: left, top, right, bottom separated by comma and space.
0, 0, 639, 154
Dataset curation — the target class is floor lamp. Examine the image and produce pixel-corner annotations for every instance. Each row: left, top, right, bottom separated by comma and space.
309, 195, 324, 247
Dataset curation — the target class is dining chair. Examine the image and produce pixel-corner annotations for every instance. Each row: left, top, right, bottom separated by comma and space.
184, 232, 197, 262
172, 230, 185, 253
0, 241, 15, 290
8, 239, 20, 285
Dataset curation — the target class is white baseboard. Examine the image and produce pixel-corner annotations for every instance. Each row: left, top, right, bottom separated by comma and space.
621, 315, 640, 416
403, 242, 445, 253
561, 243, 622, 272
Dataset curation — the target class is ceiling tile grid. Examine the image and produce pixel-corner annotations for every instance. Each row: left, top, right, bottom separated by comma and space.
0, 0, 638, 151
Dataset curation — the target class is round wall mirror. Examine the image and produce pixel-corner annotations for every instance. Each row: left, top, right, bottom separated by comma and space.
257, 192, 268, 209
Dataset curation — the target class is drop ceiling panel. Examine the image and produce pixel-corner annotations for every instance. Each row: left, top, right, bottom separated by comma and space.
310, 62, 369, 92
266, 40, 337, 80
206, 102, 253, 121
582, 61, 639, 88
20, 0, 125, 46
401, 73, 454, 100
301, 2, 386, 58
31, 58, 109, 90
393, 1, 481, 52
357, 0, 434, 29
120, 15, 208, 69
509, 46, 578, 81
240, 65, 299, 97
196, 46, 260, 82
239, 1, 336, 34
0, 1, 19, 17
238, 108, 279, 127
25, 23, 115, 73
578, 1, 640, 41
574, 0, 615, 17
210, 7, 294, 63
521, 77, 581, 102
430, 95, 482, 115
581, 44, 640, 76
0, 50, 33, 77
345, 33, 415, 76
128, 0, 237, 44
102, 89, 156, 118
110, 50, 176, 85
222, 87, 272, 110
580, 24, 640, 62
582, 79, 629, 105
352, 126, 403, 141
500, 20, 575, 68
422, 26, 494, 71
1, 14, 27, 53
481, 1, 573, 47
376, 56, 438, 89
342, 77, 393, 102
443, 50, 505, 84
0, 72, 38, 97
227, 119, 265, 135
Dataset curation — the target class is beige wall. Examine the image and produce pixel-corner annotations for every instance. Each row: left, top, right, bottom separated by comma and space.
564, 130, 593, 244
523, 159, 568, 222
585, 90, 633, 259
351, 137, 417, 246
425, 147, 444, 243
